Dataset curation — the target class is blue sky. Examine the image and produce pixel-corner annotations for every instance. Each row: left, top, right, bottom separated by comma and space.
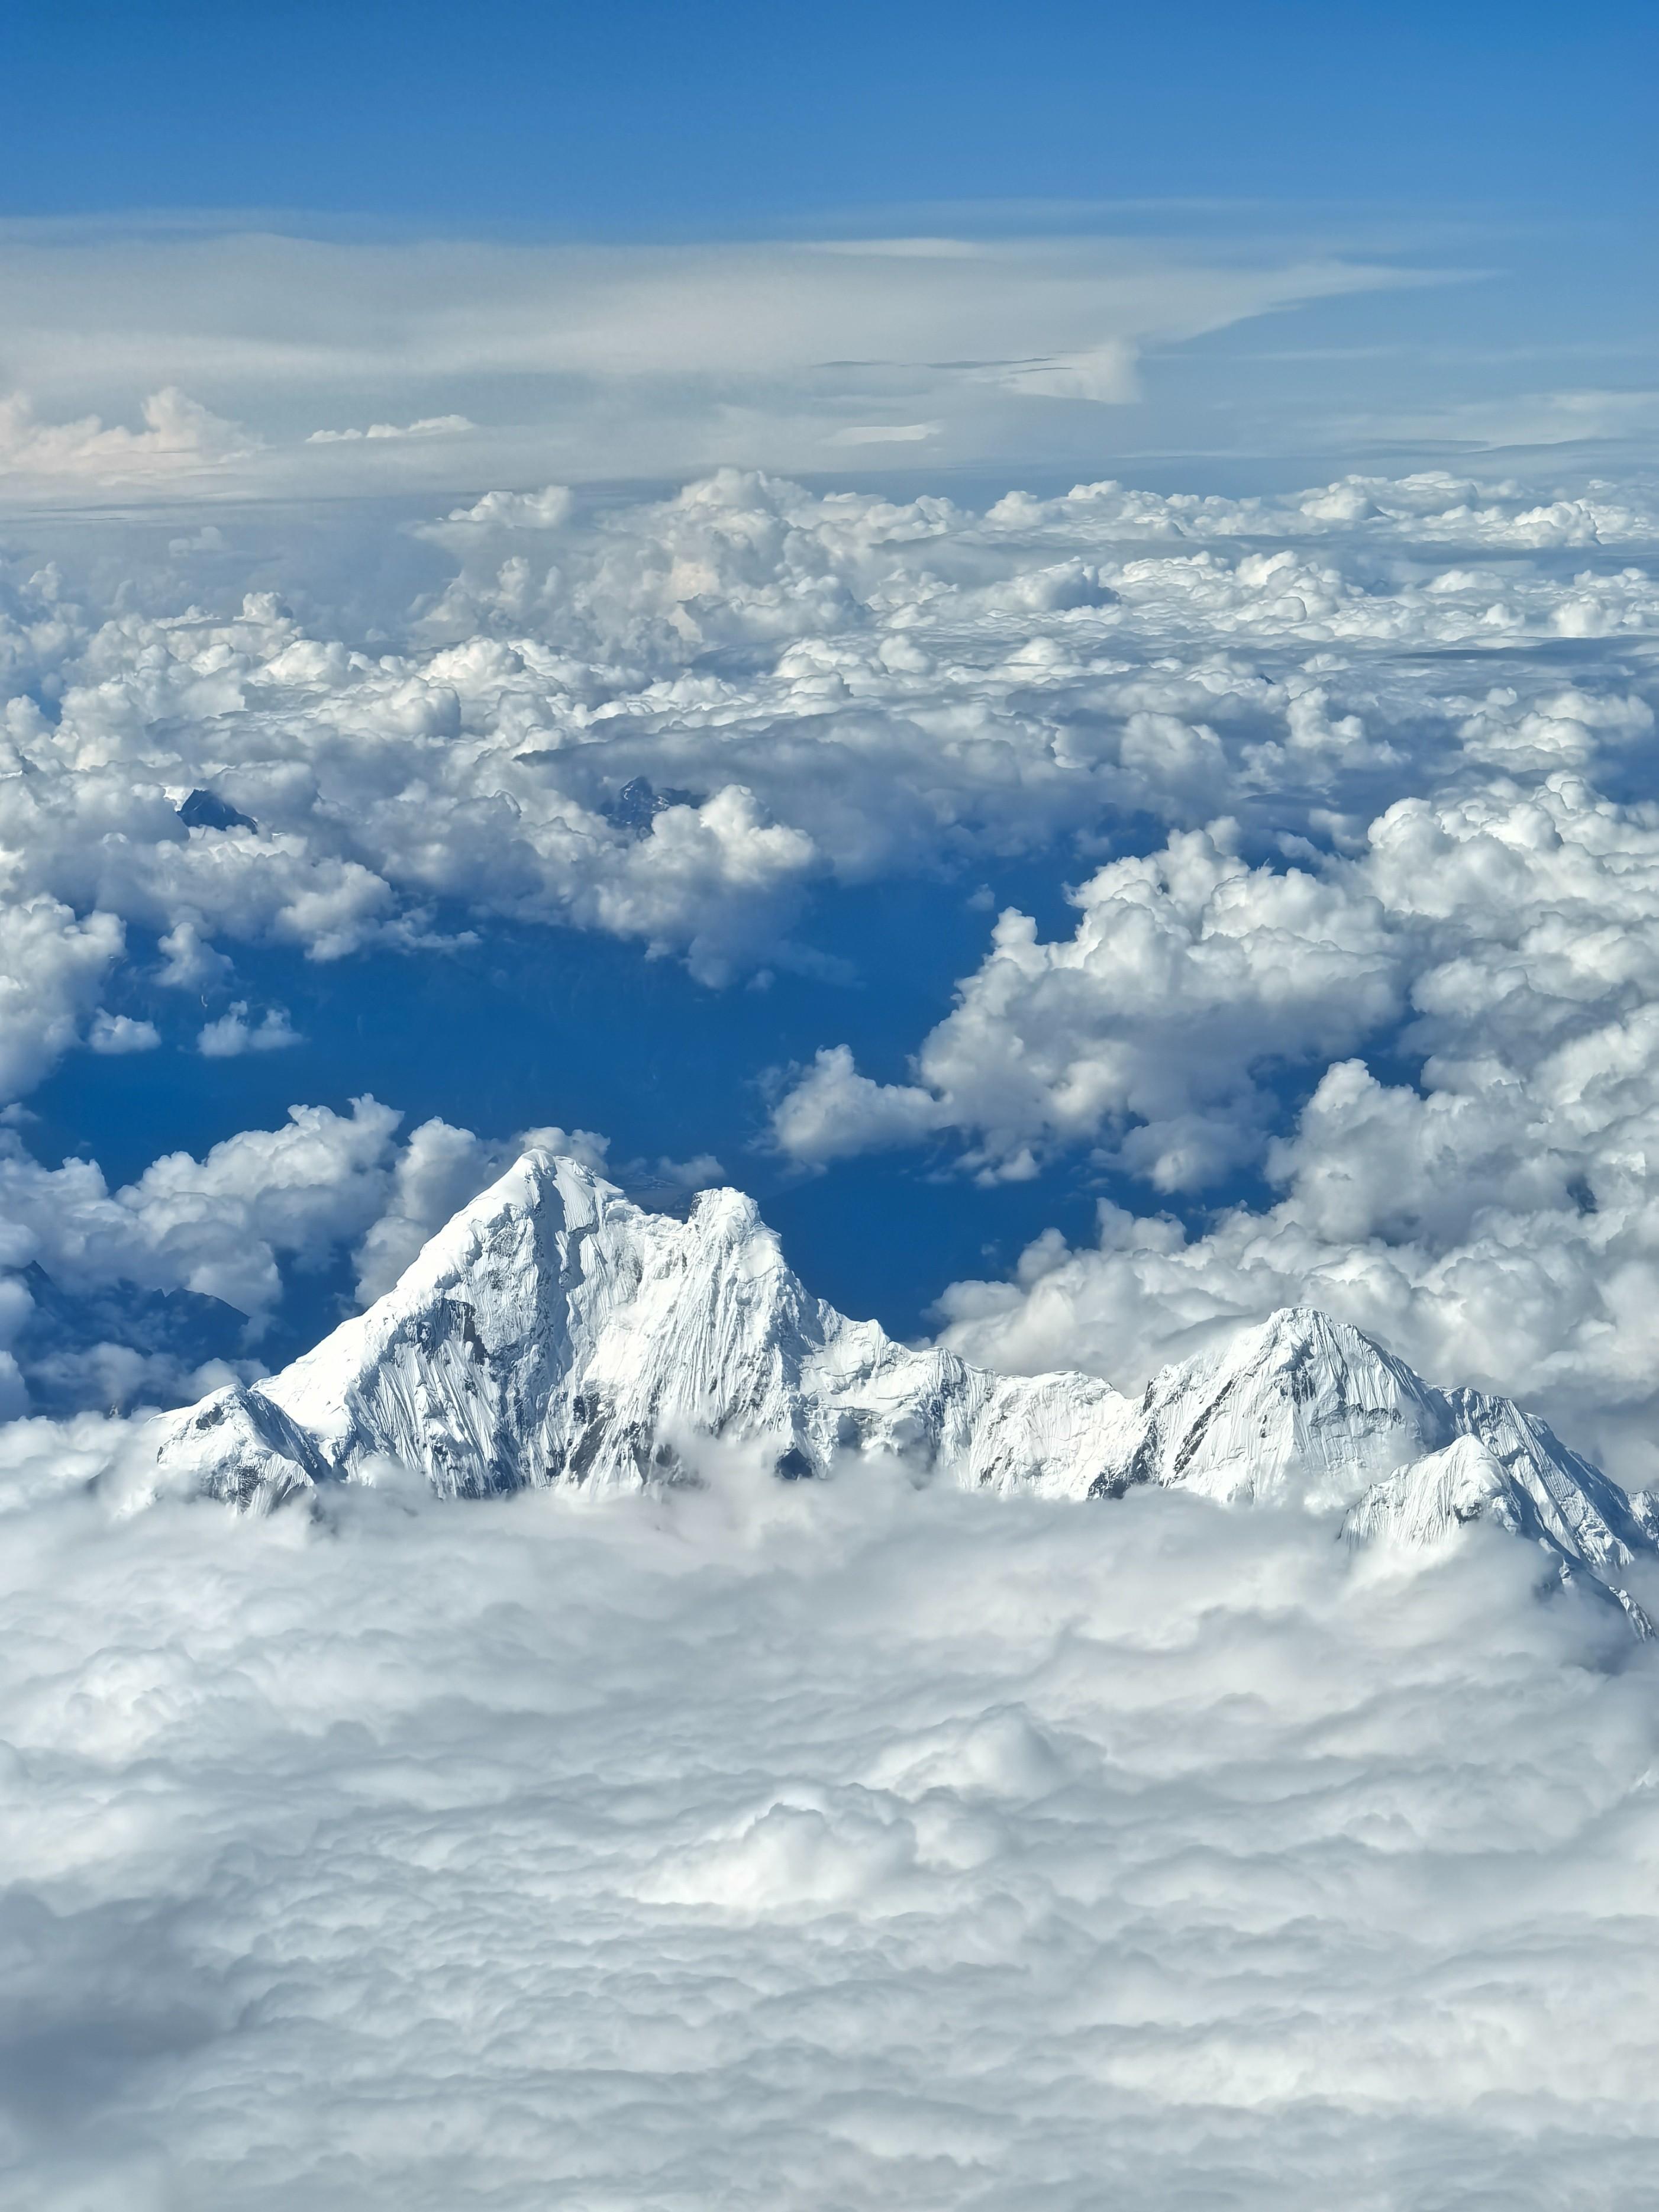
8, 0, 1655, 225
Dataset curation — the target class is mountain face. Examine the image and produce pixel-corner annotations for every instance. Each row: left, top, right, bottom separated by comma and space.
141, 1153, 1659, 1619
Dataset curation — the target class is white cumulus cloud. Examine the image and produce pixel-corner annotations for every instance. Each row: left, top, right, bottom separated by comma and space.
86, 1011, 160, 1055
195, 1001, 301, 1057
0, 386, 251, 488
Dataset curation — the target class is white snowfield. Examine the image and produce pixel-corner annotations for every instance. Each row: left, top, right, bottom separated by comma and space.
145, 1152, 1659, 1616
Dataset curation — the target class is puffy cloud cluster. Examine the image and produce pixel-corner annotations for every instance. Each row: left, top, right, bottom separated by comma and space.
779, 769, 1659, 1178
0, 386, 251, 489
195, 1000, 300, 1057
787, 769, 1659, 1482
0, 463, 1652, 1101
0, 1102, 610, 1418
0, 456, 1649, 1466
983, 467, 1659, 550
0, 1460, 1655, 2205
776, 824, 1406, 1187
0, 898, 122, 1097
0, 1098, 406, 1322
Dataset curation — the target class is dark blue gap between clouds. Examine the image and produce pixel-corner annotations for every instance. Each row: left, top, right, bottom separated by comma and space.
24, 849, 1383, 1371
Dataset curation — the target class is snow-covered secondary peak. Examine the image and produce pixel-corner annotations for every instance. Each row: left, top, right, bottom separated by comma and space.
1121, 1303, 1454, 1511
142, 1152, 1659, 1617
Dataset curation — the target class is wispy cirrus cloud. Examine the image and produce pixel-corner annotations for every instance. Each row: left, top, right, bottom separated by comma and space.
0, 221, 1441, 501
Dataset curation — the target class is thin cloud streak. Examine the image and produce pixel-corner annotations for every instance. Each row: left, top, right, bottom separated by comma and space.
0, 222, 1443, 500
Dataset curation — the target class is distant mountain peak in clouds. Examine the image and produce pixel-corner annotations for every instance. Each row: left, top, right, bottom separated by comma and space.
141, 1152, 1658, 1621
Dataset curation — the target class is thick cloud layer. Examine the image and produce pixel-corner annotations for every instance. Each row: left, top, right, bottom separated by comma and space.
0, 1459, 1654, 2209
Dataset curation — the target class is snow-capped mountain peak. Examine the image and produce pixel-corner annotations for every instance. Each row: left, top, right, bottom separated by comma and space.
141, 1152, 1658, 1620
1124, 1303, 1455, 1510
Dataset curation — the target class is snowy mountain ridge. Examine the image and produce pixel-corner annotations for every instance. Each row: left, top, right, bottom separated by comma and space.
142, 1152, 1659, 1617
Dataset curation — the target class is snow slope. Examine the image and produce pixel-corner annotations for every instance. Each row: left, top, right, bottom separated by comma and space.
141, 1152, 1659, 1612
